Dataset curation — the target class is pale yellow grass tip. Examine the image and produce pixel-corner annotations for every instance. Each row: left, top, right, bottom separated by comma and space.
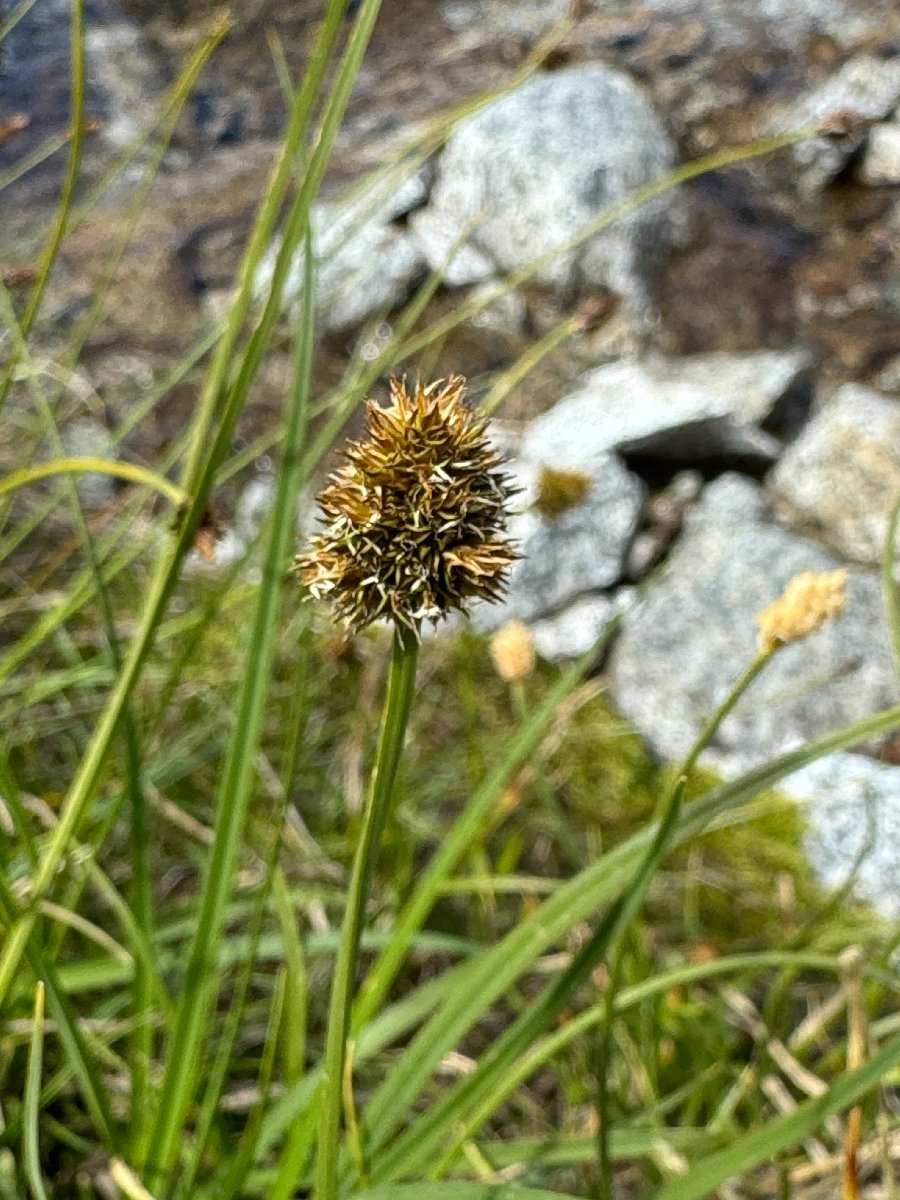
756, 568, 848, 654
490, 619, 536, 682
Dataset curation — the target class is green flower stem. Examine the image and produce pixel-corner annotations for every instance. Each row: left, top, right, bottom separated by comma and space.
315, 624, 419, 1200
595, 646, 774, 1199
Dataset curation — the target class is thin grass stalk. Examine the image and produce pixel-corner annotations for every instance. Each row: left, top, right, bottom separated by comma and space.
178, 0, 357, 490
172, 880, 283, 1199
0, 0, 41, 41
0, 458, 187, 507
0, 0, 84, 408
219, 971, 288, 1200
315, 624, 420, 1200
175, 594, 311, 1193
23, 982, 49, 1200
442, 950, 855, 1157
389, 790, 686, 1188
143, 228, 316, 1186
268, 848, 312, 1196
202, 0, 385, 491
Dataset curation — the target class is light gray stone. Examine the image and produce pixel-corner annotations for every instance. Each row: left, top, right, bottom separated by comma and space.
768, 383, 900, 565
259, 165, 431, 333
62, 418, 117, 510
610, 474, 899, 766
776, 56, 900, 195
409, 64, 675, 301
530, 593, 621, 661
785, 754, 900, 919
470, 453, 644, 632
859, 121, 900, 186
522, 350, 812, 467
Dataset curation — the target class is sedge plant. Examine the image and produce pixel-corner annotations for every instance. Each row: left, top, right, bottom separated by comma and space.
295, 375, 520, 1200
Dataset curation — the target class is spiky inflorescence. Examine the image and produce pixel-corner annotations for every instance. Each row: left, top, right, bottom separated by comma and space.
296, 376, 519, 633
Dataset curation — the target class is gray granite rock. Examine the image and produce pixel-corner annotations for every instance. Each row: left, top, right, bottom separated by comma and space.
62, 417, 117, 510
470, 453, 644, 632
409, 64, 675, 302
530, 593, 622, 661
785, 754, 900, 919
859, 121, 900, 186
522, 350, 812, 467
768, 383, 900, 565
610, 474, 899, 766
776, 56, 900, 196
258, 164, 430, 333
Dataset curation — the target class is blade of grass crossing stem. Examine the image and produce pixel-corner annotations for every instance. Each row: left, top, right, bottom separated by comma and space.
359, 703, 900, 1155
23, 983, 50, 1200
143, 228, 316, 1185
172, 713, 304, 1197
315, 625, 420, 1200
0, 0, 370, 1007
883, 496, 900, 679
654, 1028, 900, 1200
354, 639, 605, 1029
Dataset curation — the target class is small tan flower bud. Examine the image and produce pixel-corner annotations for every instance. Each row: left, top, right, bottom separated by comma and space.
756, 568, 848, 654
296, 376, 519, 634
533, 465, 593, 520
489, 620, 536, 682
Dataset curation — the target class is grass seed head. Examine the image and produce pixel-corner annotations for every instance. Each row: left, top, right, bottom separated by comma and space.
756, 568, 848, 654
296, 375, 519, 634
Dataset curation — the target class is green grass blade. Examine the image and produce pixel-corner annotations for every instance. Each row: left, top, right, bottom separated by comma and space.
143, 225, 317, 1184
349, 1186, 587, 1200
23, 982, 50, 1200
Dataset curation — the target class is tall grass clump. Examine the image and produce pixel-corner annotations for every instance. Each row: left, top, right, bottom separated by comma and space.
2, 1, 900, 1198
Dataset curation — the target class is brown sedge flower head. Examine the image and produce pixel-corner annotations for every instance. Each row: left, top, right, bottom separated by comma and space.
756, 568, 848, 654
296, 375, 519, 634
